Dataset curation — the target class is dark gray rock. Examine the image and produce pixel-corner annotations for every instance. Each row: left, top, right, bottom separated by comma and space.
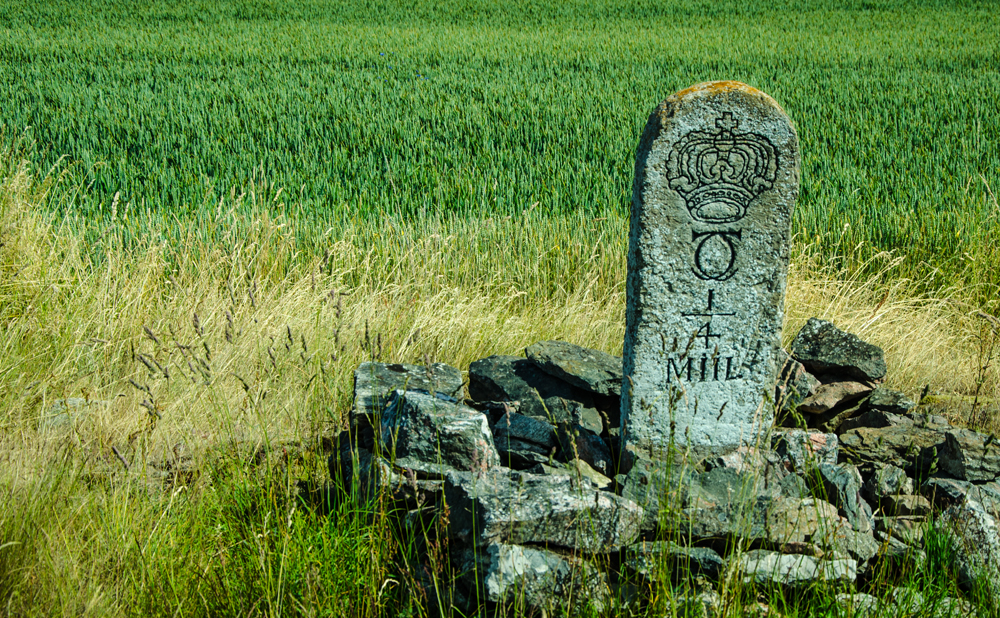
938, 428, 1000, 482
380, 390, 498, 477
458, 543, 609, 613
772, 429, 839, 472
882, 494, 932, 517
798, 381, 873, 415
922, 477, 974, 510
838, 424, 946, 476
492, 412, 558, 469
445, 469, 642, 553
775, 349, 822, 412
862, 387, 917, 414
558, 424, 612, 475
495, 437, 552, 470
837, 409, 913, 434
468, 355, 593, 422
790, 318, 887, 382
353, 362, 463, 448
875, 516, 925, 546
738, 550, 856, 588
619, 452, 689, 535
626, 542, 724, 583
526, 340, 623, 397
328, 442, 441, 509
811, 463, 874, 533
863, 464, 914, 505
682, 495, 774, 543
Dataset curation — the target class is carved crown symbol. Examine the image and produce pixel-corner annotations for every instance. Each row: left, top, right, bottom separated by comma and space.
666, 113, 778, 224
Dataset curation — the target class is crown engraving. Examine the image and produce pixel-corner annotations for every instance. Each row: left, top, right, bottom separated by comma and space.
666, 113, 778, 224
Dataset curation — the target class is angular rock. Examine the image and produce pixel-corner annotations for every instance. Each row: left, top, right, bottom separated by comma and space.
775, 350, 821, 412
863, 464, 914, 505
682, 495, 774, 543
353, 362, 464, 448
529, 460, 613, 490
810, 463, 874, 533
557, 423, 612, 475
772, 429, 839, 471
882, 494, 932, 517
445, 470, 642, 553
838, 424, 946, 476
765, 497, 843, 545
790, 318, 887, 382
834, 593, 879, 615
938, 428, 1000, 482
821, 527, 880, 572
623, 81, 799, 461
738, 550, 856, 588
862, 387, 917, 414
876, 516, 925, 546
922, 477, 974, 510
940, 499, 1000, 603
526, 340, 623, 397
619, 452, 690, 535
492, 411, 558, 469
837, 409, 913, 434
380, 390, 498, 477
798, 381, 873, 415
460, 543, 609, 613
468, 355, 593, 423
626, 542, 724, 583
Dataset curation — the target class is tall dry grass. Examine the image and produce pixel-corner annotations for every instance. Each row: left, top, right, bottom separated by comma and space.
2, 136, 998, 483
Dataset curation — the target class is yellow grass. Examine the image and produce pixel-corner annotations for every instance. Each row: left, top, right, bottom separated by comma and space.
1, 141, 997, 486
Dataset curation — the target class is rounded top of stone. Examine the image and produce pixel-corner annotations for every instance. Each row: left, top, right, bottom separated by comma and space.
666, 80, 789, 118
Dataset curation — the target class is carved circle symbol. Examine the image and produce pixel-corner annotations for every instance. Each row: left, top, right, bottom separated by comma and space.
692, 230, 741, 281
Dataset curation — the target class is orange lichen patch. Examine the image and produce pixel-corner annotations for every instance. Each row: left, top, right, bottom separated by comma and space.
673, 80, 760, 99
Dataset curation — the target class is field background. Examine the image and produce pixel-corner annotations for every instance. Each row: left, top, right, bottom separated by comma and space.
2, 1, 1000, 616
1, 0, 999, 294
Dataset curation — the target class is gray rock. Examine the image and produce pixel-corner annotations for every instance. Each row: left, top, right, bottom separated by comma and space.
526, 340, 623, 397
886, 588, 926, 616
940, 499, 1000, 603
380, 390, 498, 477
882, 494, 932, 517
772, 429, 839, 471
922, 477, 974, 510
352, 362, 463, 448
837, 409, 914, 434
838, 424, 946, 476
492, 411, 558, 469
459, 543, 609, 613
529, 459, 613, 490
623, 82, 799, 461
876, 516, 926, 546
682, 495, 775, 543
821, 527, 880, 572
790, 318, 887, 382
468, 355, 594, 423
557, 423, 612, 475
328, 443, 441, 508
626, 542, 724, 583
863, 464, 914, 505
876, 534, 927, 571
765, 497, 844, 545
738, 550, 856, 588
862, 387, 917, 414
810, 463, 874, 533
775, 349, 822, 412
834, 593, 880, 616
798, 381, 873, 415
938, 428, 1000, 482
619, 452, 690, 535
444, 469, 642, 553
39, 397, 104, 430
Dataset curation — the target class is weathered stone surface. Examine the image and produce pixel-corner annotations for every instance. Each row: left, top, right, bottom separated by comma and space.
821, 527, 880, 571
557, 423, 612, 475
619, 453, 689, 535
492, 411, 557, 469
352, 362, 464, 448
838, 424, 945, 475
459, 543, 609, 612
834, 593, 879, 615
380, 390, 498, 477
526, 340, 623, 397
922, 477, 974, 510
468, 355, 590, 422
798, 381, 873, 415
789, 318, 886, 382
772, 429, 838, 471
682, 495, 774, 543
445, 470, 642, 553
775, 350, 821, 412
626, 541, 724, 583
876, 516, 926, 546
530, 460, 613, 490
863, 464, 914, 505
938, 428, 1000, 482
738, 550, 856, 588
940, 500, 1000, 603
882, 494, 932, 517
623, 81, 799, 460
862, 387, 917, 414
39, 397, 105, 430
765, 497, 843, 544
837, 409, 913, 434
811, 463, 874, 533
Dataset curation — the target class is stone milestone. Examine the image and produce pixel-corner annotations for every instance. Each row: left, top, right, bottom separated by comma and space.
623, 81, 800, 459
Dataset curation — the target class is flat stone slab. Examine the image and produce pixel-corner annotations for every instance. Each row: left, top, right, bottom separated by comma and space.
938, 428, 1000, 482
445, 470, 642, 553
789, 318, 887, 382
468, 355, 598, 424
739, 550, 856, 588
623, 81, 799, 460
526, 340, 623, 397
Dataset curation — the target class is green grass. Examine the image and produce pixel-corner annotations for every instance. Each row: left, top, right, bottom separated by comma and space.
2, 0, 999, 296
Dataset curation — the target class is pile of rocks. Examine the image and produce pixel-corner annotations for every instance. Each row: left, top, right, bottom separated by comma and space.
328, 320, 999, 616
